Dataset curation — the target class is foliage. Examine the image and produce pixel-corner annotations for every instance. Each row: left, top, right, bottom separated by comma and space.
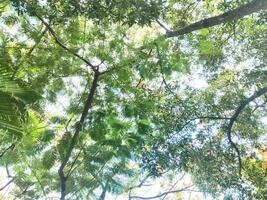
0, 0, 266, 199
0, 58, 39, 130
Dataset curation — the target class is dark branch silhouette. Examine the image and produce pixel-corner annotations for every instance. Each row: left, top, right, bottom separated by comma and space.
166, 0, 267, 37
155, 43, 175, 95
0, 178, 14, 192
31, 15, 103, 200
35, 15, 97, 73
58, 72, 100, 200
226, 86, 267, 175
130, 185, 194, 200
0, 143, 15, 158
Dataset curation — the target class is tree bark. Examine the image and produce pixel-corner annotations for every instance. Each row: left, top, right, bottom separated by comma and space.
166, 0, 267, 37
59, 72, 100, 200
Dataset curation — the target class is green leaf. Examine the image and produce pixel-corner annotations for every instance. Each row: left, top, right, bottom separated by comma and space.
124, 104, 135, 117
110, 118, 128, 130
89, 128, 107, 141
199, 28, 210, 36
198, 40, 216, 55
57, 132, 72, 160
42, 148, 57, 169
137, 119, 151, 134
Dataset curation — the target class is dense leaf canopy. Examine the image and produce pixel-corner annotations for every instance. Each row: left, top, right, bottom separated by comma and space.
0, 0, 266, 199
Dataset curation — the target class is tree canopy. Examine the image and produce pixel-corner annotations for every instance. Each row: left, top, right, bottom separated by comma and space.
0, 0, 266, 199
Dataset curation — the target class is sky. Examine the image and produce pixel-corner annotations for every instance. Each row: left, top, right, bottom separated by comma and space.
0, 2, 266, 200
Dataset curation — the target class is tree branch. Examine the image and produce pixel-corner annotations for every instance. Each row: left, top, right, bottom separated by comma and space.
226, 86, 267, 175
0, 143, 15, 158
0, 178, 14, 192
65, 145, 83, 179
58, 72, 100, 200
27, 26, 48, 55
162, 174, 186, 200
156, 20, 170, 32
130, 185, 194, 200
181, 116, 230, 121
166, 0, 267, 37
35, 15, 97, 73
155, 43, 175, 95
252, 97, 267, 113
98, 185, 107, 200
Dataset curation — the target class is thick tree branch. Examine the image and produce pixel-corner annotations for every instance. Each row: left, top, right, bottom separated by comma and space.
166, 0, 267, 37
58, 72, 100, 200
35, 15, 97, 73
227, 86, 267, 175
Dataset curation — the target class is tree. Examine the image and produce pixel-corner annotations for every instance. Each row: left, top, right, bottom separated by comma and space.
0, 0, 266, 199
0, 65, 39, 156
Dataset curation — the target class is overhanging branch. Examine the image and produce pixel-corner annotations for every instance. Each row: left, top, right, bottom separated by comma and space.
166, 0, 267, 37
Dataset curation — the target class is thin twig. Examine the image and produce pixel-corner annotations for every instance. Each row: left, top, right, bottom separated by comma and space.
27, 26, 48, 55
35, 15, 97, 73
162, 174, 186, 200
0, 179, 14, 191
65, 145, 84, 178
156, 20, 170, 32
0, 143, 15, 158
130, 185, 194, 200
155, 43, 175, 95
